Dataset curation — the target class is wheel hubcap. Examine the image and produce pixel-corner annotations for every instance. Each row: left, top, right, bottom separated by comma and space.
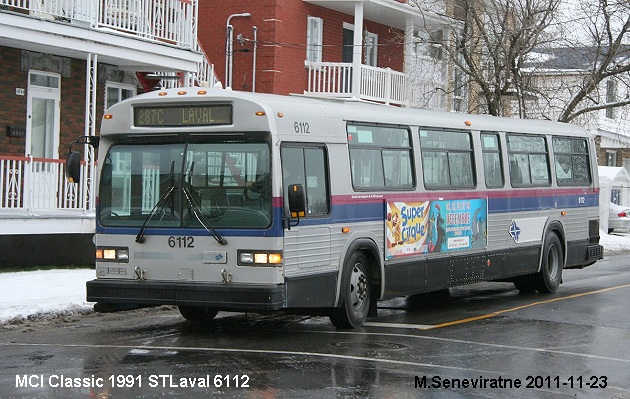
547, 245, 559, 280
350, 264, 368, 311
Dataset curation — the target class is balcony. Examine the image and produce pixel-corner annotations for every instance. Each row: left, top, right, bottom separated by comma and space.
305, 62, 407, 106
1, 0, 196, 47
0, 156, 94, 215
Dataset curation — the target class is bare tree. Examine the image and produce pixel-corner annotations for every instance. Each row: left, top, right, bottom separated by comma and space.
410, 0, 560, 116
551, 0, 630, 123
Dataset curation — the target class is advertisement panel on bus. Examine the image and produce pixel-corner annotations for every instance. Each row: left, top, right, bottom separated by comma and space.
385, 199, 488, 259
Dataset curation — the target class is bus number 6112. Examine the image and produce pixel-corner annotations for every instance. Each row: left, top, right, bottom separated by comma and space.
168, 236, 194, 248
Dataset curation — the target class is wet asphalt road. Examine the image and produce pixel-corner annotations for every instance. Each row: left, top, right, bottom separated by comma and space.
2, 254, 630, 398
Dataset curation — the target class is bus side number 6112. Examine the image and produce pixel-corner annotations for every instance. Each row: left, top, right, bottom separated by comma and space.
168, 236, 194, 248
294, 121, 310, 134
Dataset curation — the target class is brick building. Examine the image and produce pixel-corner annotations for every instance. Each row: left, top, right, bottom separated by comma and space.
198, 0, 458, 108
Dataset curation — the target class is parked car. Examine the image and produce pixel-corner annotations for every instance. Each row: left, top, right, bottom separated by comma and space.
608, 202, 630, 233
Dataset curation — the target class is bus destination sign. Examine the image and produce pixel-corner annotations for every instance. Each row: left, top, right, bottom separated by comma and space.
133, 104, 232, 127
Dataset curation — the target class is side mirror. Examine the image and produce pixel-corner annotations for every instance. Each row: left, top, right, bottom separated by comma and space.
65, 135, 100, 184
66, 151, 82, 184
287, 184, 306, 218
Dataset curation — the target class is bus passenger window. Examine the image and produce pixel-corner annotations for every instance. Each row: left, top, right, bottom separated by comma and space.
419, 129, 475, 189
553, 137, 591, 186
507, 134, 550, 187
481, 133, 504, 188
347, 123, 414, 190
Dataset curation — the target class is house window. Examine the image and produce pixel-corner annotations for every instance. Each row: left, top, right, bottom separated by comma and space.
413, 28, 444, 60
453, 64, 466, 112
606, 150, 617, 166
106, 82, 136, 111
364, 31, 378, 66
306, 16, 323, 63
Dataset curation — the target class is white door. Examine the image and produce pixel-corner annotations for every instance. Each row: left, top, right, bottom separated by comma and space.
26, 71, 61, 208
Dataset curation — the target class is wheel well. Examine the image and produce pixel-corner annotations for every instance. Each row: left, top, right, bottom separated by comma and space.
361, 248, 381, 293
543, 222, 566, 268
341, 239, 383, 300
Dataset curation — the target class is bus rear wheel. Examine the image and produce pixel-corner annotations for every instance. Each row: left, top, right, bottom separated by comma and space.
513, 232, 563, 293
330, 252, 371, 329
533, 232, 563, 293
178, 306, 219, 322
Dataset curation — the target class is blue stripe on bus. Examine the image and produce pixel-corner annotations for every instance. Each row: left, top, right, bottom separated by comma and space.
97, 191, 599, 234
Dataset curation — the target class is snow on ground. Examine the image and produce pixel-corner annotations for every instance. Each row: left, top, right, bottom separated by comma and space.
0, 269, 95, 325
1, 232, 629, 325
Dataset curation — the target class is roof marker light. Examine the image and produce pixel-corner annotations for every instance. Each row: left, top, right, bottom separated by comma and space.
177, 90, 187, 95
104, 114, 113, 120
255, 111, 266, 116
158, 91, 168, 96
197, 90, 207, 95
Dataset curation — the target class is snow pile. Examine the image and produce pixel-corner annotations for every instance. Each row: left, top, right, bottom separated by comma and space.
0, 269, 95, 325
600, 231, 630, 255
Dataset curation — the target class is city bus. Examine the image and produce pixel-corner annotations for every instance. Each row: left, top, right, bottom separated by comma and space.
70, 87, 603, 328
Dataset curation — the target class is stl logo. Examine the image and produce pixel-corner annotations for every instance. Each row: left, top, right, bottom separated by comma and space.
509, 220, 521, 242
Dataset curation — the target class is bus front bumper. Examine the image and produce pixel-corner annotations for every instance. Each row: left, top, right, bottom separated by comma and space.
86, 279, 284, 311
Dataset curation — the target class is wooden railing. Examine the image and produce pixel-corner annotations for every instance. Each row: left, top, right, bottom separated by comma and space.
1, 0, 197, 48
0, 156, 94, 212
2, 0, 218, 89
305, 61, 407, 106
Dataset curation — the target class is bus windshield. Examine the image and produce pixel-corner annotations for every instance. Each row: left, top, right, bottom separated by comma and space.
99, 140, 272, 229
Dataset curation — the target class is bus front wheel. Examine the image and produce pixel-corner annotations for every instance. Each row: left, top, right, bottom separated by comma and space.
330, 252, 371, 329
178, 306, 219, 322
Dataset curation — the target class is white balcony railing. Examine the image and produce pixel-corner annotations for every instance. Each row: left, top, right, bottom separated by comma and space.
2, 0, 219, 88
0, 156, 94, 213
305, 62, 408, 106
1, 0, 197, 48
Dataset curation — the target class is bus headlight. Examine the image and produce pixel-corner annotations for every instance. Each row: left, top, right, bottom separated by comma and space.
96, 247, 129, 263
238, 250, 283, 266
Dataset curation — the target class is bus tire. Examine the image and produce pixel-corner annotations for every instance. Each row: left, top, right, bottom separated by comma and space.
330, 252, 371, 329
178, 306, 219, 322
534, 232, 563, 293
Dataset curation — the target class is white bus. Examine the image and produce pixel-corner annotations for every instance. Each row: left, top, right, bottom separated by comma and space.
71, 88, 603, 328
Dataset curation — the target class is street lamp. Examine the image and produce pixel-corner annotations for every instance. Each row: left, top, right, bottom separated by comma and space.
225, 13, 251, 89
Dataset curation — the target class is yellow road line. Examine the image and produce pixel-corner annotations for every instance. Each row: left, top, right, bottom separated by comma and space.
423, 283, 630, 330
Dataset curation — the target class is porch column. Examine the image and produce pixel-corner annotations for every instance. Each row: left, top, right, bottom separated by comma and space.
84, 53, 97, 212
351, 2, 364, 100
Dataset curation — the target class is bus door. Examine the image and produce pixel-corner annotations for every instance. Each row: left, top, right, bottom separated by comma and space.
281, 146, 331, 274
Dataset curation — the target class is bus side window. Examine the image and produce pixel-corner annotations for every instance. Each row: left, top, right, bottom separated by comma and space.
419, 129, 475, 189
347, 123, 414, 190
553, 137, 591, 186
507, 134, 550, 187
481, 132, 504, 188
281, 145, 330, 216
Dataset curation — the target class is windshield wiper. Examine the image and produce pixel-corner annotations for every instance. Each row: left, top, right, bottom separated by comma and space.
135, 185, 175, 243
182, 187, 227, 245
